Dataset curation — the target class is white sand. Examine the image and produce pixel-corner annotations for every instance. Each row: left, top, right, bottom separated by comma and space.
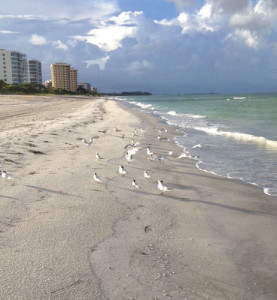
0, 95, 276, 299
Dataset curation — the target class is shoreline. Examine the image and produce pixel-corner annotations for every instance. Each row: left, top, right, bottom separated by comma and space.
0, 95, 276, 299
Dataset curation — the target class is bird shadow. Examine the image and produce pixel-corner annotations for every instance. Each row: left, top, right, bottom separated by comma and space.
115, 188, 275, 217
0, 194, 23, 202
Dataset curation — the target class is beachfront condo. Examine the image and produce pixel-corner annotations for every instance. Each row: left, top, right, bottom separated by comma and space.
0, 48, 42, 85
50, 63, 78, 92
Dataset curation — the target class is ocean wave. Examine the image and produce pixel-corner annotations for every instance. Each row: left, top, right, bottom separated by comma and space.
185, 113, 206, 119
192, 144, 202, 148
129, 101, 155, 110
263, 188, 275, 196
194, 126, 277, 149
167, 111, 178, 115
233, 96, 247, 100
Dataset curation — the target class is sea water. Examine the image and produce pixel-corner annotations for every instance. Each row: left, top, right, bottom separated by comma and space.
114, 93, 277, 197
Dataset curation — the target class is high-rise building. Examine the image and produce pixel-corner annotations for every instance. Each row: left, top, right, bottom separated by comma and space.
26, 60, 42, 85
50, 63, 78, 92
0, 48, 42, 85
70, 68, 77, 92
0, 48, 27, 84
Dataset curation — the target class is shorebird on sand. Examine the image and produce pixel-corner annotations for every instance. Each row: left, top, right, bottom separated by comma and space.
93, 173, 102, 183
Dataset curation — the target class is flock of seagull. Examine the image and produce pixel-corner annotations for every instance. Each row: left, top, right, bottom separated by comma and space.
87, 125, 173, 195
1, 125, 174, 196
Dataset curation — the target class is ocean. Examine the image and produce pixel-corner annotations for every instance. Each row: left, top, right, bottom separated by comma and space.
114, 93, 277, 197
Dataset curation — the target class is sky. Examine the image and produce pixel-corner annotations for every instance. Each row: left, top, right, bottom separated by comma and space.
1, 0, 277, 94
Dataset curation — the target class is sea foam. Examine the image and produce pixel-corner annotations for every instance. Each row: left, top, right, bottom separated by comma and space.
194, 127, 277, 149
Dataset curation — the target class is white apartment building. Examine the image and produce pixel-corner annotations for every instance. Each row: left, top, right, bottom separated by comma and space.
25, 60, 42, 85
0, 48, 42, 85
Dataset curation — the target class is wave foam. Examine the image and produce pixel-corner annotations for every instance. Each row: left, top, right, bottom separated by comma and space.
167, 111, 178, 115
185, 113, 206, 119
129, 101, 155, 110
194, 127, 277, 149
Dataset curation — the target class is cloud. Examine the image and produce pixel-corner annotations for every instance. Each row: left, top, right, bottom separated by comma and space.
52, 40, 68, 50
126, 60, 153, 73
0, 30, 19, 34
29, 34, 47, 45
155, 0, 277, 49
74, 11, 142, 51
84, 56, 110, 70
165, 0, 195, 10
0, 0, 118, 22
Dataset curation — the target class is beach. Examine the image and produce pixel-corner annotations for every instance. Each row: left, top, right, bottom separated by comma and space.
0, 95, 276, 299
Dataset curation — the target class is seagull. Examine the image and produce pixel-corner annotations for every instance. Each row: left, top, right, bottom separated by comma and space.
93, 173, 102, 183
146, 147, 153, 156
113, 126, 120, 132
82, 136, 99, 146
95, 153, 103, 160
132, 129, 138, 136
131, 140, 140, 147
157, 180, 171, 195
125, 152, 133, 163
119, 165, 127, 176
127, 147, 139, 156
121, 134, 125, 139
1, 171, 12, 180
168, 150, 174, 156
132, 180, 139, 190
144, 170, 151, 179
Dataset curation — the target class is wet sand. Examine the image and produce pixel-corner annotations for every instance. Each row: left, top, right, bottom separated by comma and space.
0, 95, 276, 299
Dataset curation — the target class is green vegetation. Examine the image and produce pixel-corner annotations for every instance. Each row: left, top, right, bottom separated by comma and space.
0, 81, 98, 96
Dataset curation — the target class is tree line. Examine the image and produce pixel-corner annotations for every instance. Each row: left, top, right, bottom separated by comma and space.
0, 80, 98, 95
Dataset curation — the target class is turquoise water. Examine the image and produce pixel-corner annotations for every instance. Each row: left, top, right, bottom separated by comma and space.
115, 93, 277, 196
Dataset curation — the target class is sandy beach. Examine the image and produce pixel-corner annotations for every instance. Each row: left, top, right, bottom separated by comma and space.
0, 95, 276, 300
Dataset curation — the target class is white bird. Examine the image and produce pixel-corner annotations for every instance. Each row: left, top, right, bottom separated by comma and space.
132, 129, 138, 136
1, 171, 11, 180
146, 147, 153, 156
82, 136, 99, 146
168, 150, 174, 156
95, 153, 103, 160
157, 135, 162, 141
132, 180, 139, 190
131, 140, 140, 147
159, 128, 168, 133
113, 126, 120, 132
125, 152, 133, 163
157, 180, 171, 194
128, 147, 139, 156
144, 170, 151, 179
119, 165, 127, 176
93, 173, 102, 183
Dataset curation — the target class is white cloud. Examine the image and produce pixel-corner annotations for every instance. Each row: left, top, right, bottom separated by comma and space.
166, 0, 194, 10
226, 29, 259, 48
52, 40, 68, 50
155, 0, 277, 49
0, 0, 118, 22
74, 11, 142, 51
85, 56, 110, 70
29, 34, 47, 45
126, 60, 153, 73
0, 30, 19, 34
0, 14, 48, 20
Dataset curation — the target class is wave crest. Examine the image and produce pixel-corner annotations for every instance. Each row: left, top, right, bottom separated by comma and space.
194, 127, 277, 149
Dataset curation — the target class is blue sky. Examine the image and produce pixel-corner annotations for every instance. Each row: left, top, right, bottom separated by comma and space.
1, 0, 277, 94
